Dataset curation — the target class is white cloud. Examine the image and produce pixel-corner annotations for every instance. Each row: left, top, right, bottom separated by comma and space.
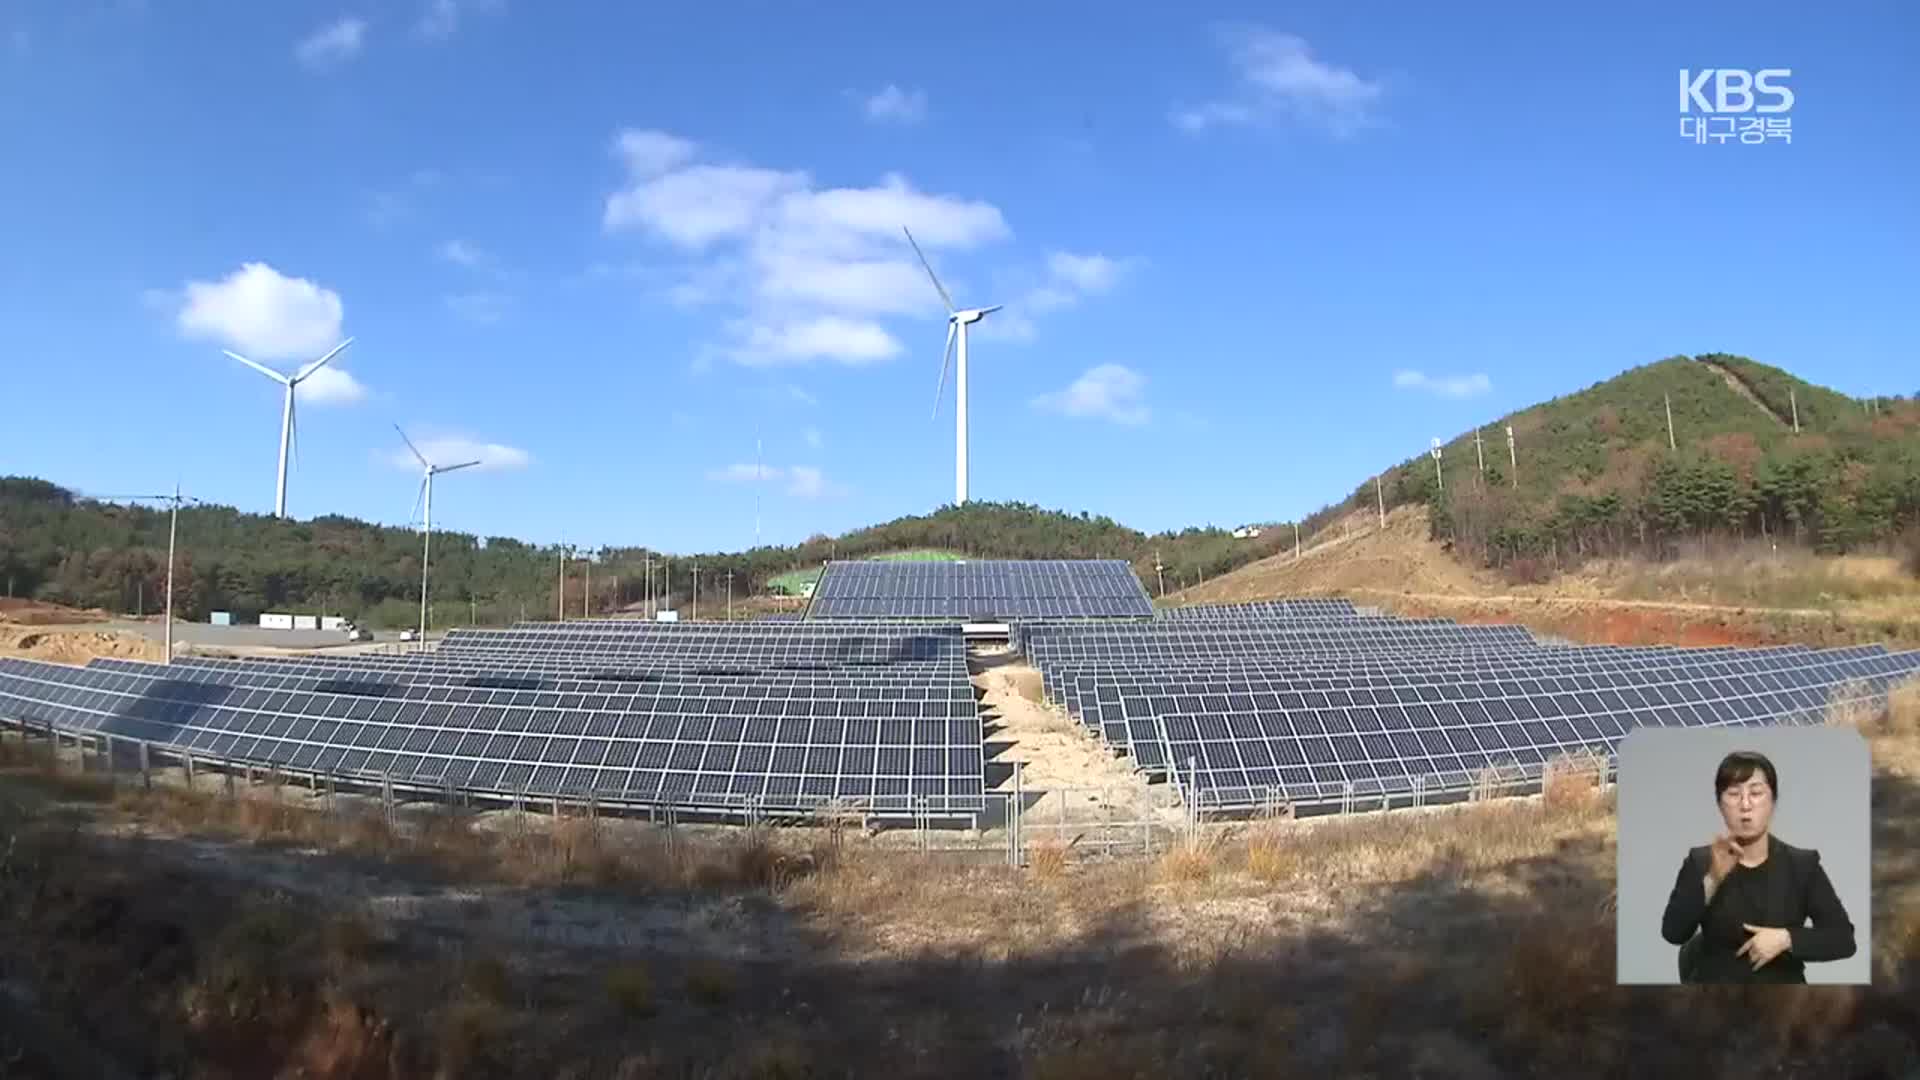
417, 0, 504, 40
295, 17, 367, 70
297, 367, 369, 406
986, 250, 1140, 335
1174, 27, 1385, 137
802, 426, 823, 449
438, 240, 488, 268
604, 162, 804, 247
864, 84, 927, 124
706, 463, 840, 499
386, 433, 530, 471
707, 463, 781, 484
735, 316, 901, 366
611, 129, 698, 179
445, 291, 511, 324
176, 262, 347, 361
602, 131, 1014, 365
364, 169, 451, 229
785, 466, 828, 498
1392, 370, 1492, 399
974, 310, 1037, 344
785, 384, 818, 406
1032, 364, 1151, 425
1046, 252, 1129, 294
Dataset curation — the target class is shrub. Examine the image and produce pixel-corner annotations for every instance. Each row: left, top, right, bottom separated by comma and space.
684, 959, 740, 1007
1243, 826, 1301, 882
1541, 751, 1607, 813
1501, 556, 1555, 586
603, 964, 656, 1018
459, 952, 511, 1005
1027, 837, 1071, 879
1156, 835, 1221, 884
1883, 679, 1920, 737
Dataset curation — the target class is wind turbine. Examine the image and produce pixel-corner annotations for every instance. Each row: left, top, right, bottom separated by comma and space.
903, 227, 1001, 507
396, 425, 481, 642
224, 338, 355, 518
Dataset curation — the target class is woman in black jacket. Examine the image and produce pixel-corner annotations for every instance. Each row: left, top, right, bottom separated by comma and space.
1660, 749, 1856, 983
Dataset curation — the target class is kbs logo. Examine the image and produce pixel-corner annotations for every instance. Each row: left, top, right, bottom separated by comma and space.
1678, 69, 1793, 146
1679, 69, 1794, 113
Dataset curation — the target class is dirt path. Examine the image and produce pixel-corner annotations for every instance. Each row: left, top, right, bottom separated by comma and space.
1698, 358, 1791, 427
970, 650, 1179, 831
1165, 506, 1497, 606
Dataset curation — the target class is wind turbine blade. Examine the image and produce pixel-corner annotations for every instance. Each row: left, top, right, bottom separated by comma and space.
393, 424, 430, 469
226, 350, 290, 384
438, 460, 483, 474
410, 476, 427, 526
293, 337, 355, 383
978, 304, 1004, 316
901, 226, 955, 313
932, 319, 956, 421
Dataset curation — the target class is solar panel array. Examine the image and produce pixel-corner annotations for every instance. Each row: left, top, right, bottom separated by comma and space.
1156, 598, 1360, 621
1025, 602, 1920, 814
808, 559, 1154, 619
4, 555, 1916, 826
0, 616, 987, 821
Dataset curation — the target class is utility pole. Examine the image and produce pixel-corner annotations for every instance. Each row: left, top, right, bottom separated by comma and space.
583, 552, 591, 620
1790, 388, 1800, 433
665, 560, 671, 613
1153, 550, 1165, 597
1376, 475, 1386, 528
1430, 438, 1444, 493
1506, 425, 1517, 487
1665, 394, 1677, 450
1474, 427, 1485, 488
1294, 522, 1301, 560
163, 484, 181, 665
692, 563, 700, 621
644, 554, 652, 618
556, 545, 567, 621
725, 570, 734, 621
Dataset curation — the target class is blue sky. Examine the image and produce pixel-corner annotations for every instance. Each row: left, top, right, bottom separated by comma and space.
1, 1, 1914, 554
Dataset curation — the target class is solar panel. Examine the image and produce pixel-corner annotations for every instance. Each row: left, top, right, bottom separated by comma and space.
1056, 645, 1883, 770
0, 656, 986, 820
808, 559, 1153, 619
1157, 598, 1361, 621
1162, 647, 1920, 813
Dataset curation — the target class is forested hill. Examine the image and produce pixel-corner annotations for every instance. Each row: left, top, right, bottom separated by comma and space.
0, 481, 1292, 627
1350, 354, 1920, 569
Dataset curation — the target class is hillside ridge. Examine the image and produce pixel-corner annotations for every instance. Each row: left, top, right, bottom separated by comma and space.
3, 354, 1914, 623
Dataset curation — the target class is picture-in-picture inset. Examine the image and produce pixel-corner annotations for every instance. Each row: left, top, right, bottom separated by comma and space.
1616, 726, 1871, 985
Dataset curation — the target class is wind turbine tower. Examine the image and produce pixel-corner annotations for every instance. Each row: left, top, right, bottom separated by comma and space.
903, 227, 1001, 507
224, 339, 355, 518
396, 425, 481, 641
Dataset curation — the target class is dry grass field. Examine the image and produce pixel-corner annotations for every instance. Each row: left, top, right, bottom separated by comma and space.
1164, 506, 1920, 648
1, 687, 1917, 1078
